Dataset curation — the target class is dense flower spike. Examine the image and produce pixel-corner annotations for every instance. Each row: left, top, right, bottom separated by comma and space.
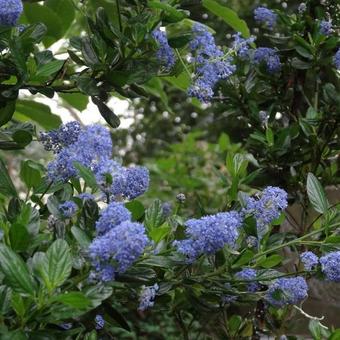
334, 49, 340, 70
266, 277, 308, 307
254, 7, 277, 30
95, 202, 131, 235
319, 20, 333, 36
300, 251, 318, 271
244, 186, 288, 238
59, 201, 78, 218
95, 315, 105, 330
0, 0, 23, 26
89, 221, 149, 281
152, 28, 176, 70
174, 211, 243, 262
232, 33, 255, 59
320, 252, 340, 282
122, 166, 150, 199
47, 124, 112, 182
40, 121, 82, 154
188, 24, 236, 102
138, 284, 159, 311
253, 48, 281, 73
235, 268, 259, 292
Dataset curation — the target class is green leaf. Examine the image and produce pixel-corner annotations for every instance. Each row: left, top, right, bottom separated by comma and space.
60, 93, 89, 111
232, 249, 254, 268
9, 223, 30, 252
73, 162, 98, 190
202, 0, 250, 38
20, 160, 42, 189
35, 59, 64, 78
24, 3, 64, 46
144, 199, 164, 230
45, 0, 75, 33
92, 97, 120, 128
149, 224, 171, 243
257, 254, 283, 268
40, 239, 72, 292
71, 226, 91, 249
52, 292, 91, 309
148, 0, 187, 22
0, 244, 36, 296
0, 158, 17, 197
0, 101, 16, 127
125, 200, 145, 221
14, 100, 62, 130
307, 173, 329, 214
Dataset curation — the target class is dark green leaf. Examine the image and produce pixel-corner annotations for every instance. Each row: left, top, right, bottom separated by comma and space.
307, 173, 329, 214
0, 244, 36, 296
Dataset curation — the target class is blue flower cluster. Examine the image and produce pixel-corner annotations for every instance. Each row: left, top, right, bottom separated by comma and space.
174, 211, 243, 262
244, 186, 288, 238
254, 7, 277, 30
138, 283, 159, 311
43, 122, 149, 200
300, 251, 318, 271
319, 20, 333, 36
334, 49, 340, 70
253, 48, 281, 73
152, 28, 176, 70
266, 277, 308, 307
40, 121, 82, 154
320, 251, 340, 282
188, 24, 236, 102
95, 202, 131, 235
46, 124, 112, 182
0, 0, 23, 26
235, 268, 259, 292
232, 33, 255, 59
95, 315, 105, 330
59, 201, 78, 218
89, 221, 149, 281
95, 159, 149, 200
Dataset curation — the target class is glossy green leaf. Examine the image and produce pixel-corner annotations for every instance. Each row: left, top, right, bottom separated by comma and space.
0, 158, 17, 197
0, 244, 36, 296
307, 173, 329, 214
202, 0, 250, 37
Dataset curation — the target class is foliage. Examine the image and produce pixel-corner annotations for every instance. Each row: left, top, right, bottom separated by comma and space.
0, 0, 339, 339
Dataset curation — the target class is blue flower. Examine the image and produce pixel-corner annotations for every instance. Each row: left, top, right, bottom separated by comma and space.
300, 251, 318, 271
46, 124, 112, 182
152, 28, 176, 70
188, 24, 236, 102
244, 186, 288, 238
319, 20, 332, 36
254, 7, 277, 30
334, 49, 340, 70
266, 277, 308, 307
95, 314, 105, 330
253, 48, 281, 73
40, 121, 82, 154
89, 221, 149, 281
138, 283, 159, 311
95, 202, 131, 235
122, 166, 150, 200
0, 0, 23, 26
161, 202, 172, 218
59, 201, 78, 218
320, 251, 340, 282
235, 268, 259, 292
174, 211, 243, 262
232, 33, 255, 59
